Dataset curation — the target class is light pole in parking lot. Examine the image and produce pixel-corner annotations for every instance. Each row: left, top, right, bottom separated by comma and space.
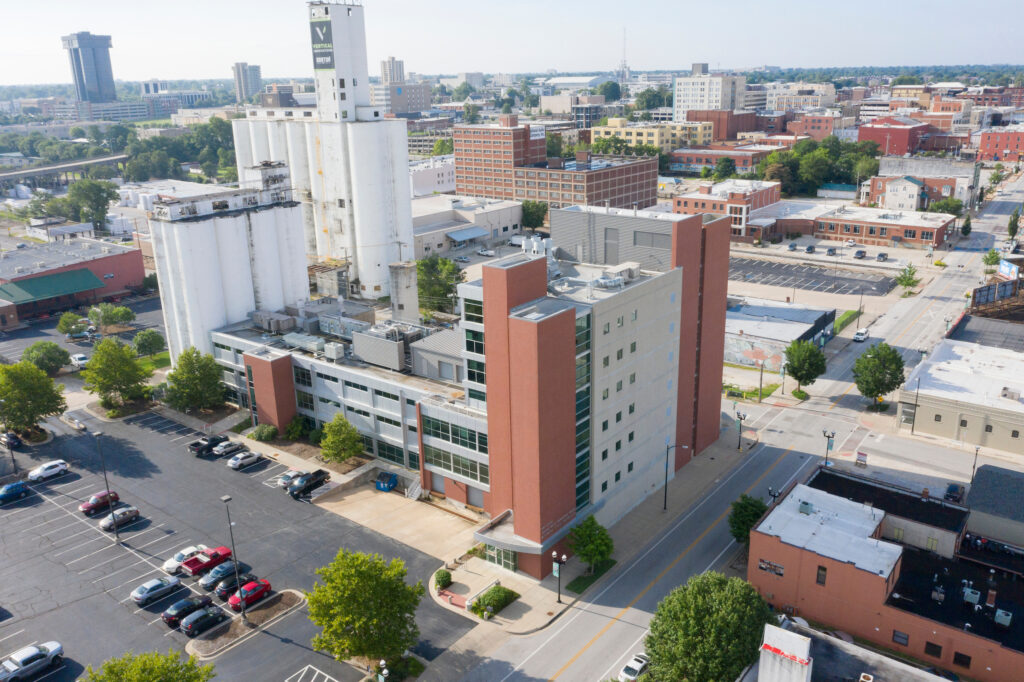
94, 431, 118, 543
221, 495, 249, 625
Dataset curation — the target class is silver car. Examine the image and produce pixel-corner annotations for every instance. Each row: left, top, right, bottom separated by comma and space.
227, 451, 260, 470
99, 505, 140, 531
277, 469, 307, 489
1, 641, 63, 679
131, 576, 181, 605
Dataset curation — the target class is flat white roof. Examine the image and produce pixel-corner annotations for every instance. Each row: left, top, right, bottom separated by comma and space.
558, 204, 683, 222
818, 204, 954, 228
749, 199, 834, 221
681, 179, 780, 199
905, 339, 1024, 415
757, 484, 901, 577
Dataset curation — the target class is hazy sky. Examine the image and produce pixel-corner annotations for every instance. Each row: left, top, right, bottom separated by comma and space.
3, 0, 1024, 85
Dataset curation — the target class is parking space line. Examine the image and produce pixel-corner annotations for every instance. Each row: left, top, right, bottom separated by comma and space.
3, 504, 64, 524
36, 477, 86, 490
52, 534, 109, 557
0, 629, 25, 646
21, 517, 83, 536
66, 541, 121, 565
28, 665, 67, 682
100, 561, 157, 588
124, 529, 177, 552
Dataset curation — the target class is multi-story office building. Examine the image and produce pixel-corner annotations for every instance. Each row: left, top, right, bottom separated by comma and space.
453, 114, 547, 200
61, 32, 116, 104
684, 109, 758, 141
672, 64, 746, 121
673, 179, 781, 239
370, 82, 431, 115
786, 110, 855, 141
512, 152, 658, 210
591, 117, 714, 153
978, 124, 1024, 162
232, 62, 263, 103
380, 56, 405, 85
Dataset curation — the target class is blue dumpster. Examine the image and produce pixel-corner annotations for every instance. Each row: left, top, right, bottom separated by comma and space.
375, 471, 398, 492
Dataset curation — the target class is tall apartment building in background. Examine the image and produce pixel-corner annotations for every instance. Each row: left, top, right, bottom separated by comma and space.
371, 82, 431, 115
61, 32, 116, 103
380, 56, 404, 84
672, 63, 746, 121
232, 62, 263, 103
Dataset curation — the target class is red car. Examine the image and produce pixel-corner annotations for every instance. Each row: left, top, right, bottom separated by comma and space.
181, 546, 232, 577
228, 579, 271, 611
78, 491, 119, 515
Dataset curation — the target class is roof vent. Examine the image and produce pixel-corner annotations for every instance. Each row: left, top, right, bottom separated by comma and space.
798, 501, 814, 515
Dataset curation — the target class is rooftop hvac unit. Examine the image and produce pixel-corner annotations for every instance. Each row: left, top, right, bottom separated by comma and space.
282, 332, 324, 353
594, 275, 625, 289
798, 501, 814, 515
323, 342, 344, 361
995, 609, 1013, 628
1001, 387, 1021, 401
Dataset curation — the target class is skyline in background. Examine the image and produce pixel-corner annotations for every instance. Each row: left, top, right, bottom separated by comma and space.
2, 0, 1024, 86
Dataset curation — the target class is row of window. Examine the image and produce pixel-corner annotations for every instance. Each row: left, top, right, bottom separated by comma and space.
601, 310, 639, 335
600, 374, 637, 398
422, 416, 488, 453
423, 444, 489, 485
599, 461, 636, 493
891, 631, 972, 669
933, 414, 1021, 437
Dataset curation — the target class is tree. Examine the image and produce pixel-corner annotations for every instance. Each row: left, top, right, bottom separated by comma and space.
0, 362, 67, 433
713, 157, 736, 181
69, 126, 86, 139
1010, 208, 1020, 239
797, 148, 832, 192
81, 338, 152, 406
319, 413, 364, 463
892, 75, 924, 85
895, 263, 921, 289
961, 215, 972, 236
462, 103, 480, 124
57, 311, 86, 336
699, 166, 713, 179
646, 572, 772, 682
452, 81, 475, 101
784, 339, 826, 391
930, 197, 963, 216
545, 132, 563, 158
164, 347, 223, 411
596, 81, 621, 102
82, 649, 214, 682
67, 178, 119, 230
521, 199, 548, 229
22, 341, 71, 376
567, 515, 614, 575
133, 329, 165, 357
89, 302, 136, 330
431, 137, 453, 156
852, 342, 905, 403
854, 155, 879, 183
306, 549, 425, 662
417, 254, 464, 313
983, 249, 1002, 266
501, 102, 513, 114
729, 494, 768, 545
142, 272, 159, 291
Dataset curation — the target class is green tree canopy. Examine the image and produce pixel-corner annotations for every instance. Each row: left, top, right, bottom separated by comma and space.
452, 82, 476, 101
133, 329, 166, 357
797, 148, 832, 192
784, 339, 826, 391
89, 302, 135, 330
646, 572, 773, 682
82, 649, 214, 682
713, 157, 737, 181
0, 361, 67, 432
521, 199, 548, 229
961, 215, 972, 236
545, 132, 563, 158
983, 248, 1002, 266
431, 137, 453, 156
567, 515, 614, 575
852, 342, 906, 402
164, 347, 223, 411
929, 197, 963, 216
895, 263, 921, 289
67, 178, 119, 230
320, 413, 364, 463
56, 311, 86, 336
22, 341, 71, 376
728, 494, 768, 545
1010, 207, 1020, 239
596, 81, 622, 101
81, 338, 152, 405
417, 254, 464, 313
306, 549, 425, 662
462, 103, 480, 124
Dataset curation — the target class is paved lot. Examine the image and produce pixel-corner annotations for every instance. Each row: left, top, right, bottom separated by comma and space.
0, 408, 472, 680
729, 257, 895, 296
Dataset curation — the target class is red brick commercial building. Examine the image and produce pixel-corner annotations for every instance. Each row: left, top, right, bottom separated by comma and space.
672, 179, 780, 238
684, 109, 757, 141
957, 87, 1009, 107
812, 204, 953, 248
748, 468, 1023, 682
755, 111, 793, 135
978, 125, 1024, 162
668, 145, 774, 175
786, 111, 855, 141
453, 114, 546, 199
512, 152, 658, 210
858, 116, 931, 156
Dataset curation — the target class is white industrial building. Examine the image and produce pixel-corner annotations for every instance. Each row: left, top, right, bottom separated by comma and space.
149, 162, 308, 361
409, 155, 455, 197
231, 1, 413, 298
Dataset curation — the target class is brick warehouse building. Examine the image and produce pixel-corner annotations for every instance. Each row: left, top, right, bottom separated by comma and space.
512, 151, 657, 210
684, 109, 757, 141
207, 214, 729, 579
453, 114, 547, 200
858, 116, 931, 156
672, 179, 781, 239
978, 125, 1024, 162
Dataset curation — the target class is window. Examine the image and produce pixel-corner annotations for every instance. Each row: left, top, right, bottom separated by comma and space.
960, 418, 967, 428
348, 407, 370, 418
601, 481, 608, 492
617, 316, 624, 328
1013, 430, 1020, 439
601, 449, 608, 460
904, 229, 917, 239
952, 652, 971, 669
985, 424, 993, 433
628, 462, 634, 472
630, 341, 636, 353
628, 403, 635, 414
469, 388, 486, 403
934, 414, 942, 422
628, 431, 634, 442
602, 420, 608, 432
816, 565, 827, 585
603, 322, 610, 335
464, 300, 483, 323
296, 390, 314, 411
924, 642, 943, 658
465, 329, 485, 354
631, 310, 638, 321
615, 440, 621, 451
293, 366, 312, 387
375, 389, 399, 402
629, 373, 636, 384
316, 371, 338, 383
892, 630, 909, 646
467, 360, 486, 384
602, 388, 609, 400
616, 380, 622, 392
602, 356, 609, 368
615, 471, 621, 482
615, 411, 622, 423
616, 349, 623, 360
318, 396, 341, 408
377, 415, 401, 428
345, 380, 367, 392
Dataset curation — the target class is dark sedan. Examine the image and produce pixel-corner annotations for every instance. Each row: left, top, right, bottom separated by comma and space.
288, 469, 330, 499
199, 560, 247, 590
214, 572, 257, 600
179, 605, 230, 637
162, 594, 213, 627
79, 490, 120, 515
0, 432, 22, 449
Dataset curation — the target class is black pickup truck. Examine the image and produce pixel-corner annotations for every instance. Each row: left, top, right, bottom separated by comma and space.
187, 435, 229, 456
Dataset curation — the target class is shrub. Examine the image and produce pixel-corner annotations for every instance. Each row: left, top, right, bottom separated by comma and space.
284, 415, 309, 441
251, 423, 278, 441
100, 396, 117, 409
470, 585, 519, 618
933, 260, 947, 267
435, 569, 452, 590
308, 428, 323, 445
792, 388, 809, 401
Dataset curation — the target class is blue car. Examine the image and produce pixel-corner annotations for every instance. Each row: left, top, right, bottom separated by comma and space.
0, 481, 30, 504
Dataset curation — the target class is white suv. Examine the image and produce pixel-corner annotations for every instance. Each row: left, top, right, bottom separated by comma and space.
852, 328, 869, 342
27, 460, 69, 482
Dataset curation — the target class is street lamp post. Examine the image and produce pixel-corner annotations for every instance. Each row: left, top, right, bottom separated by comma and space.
971, 446, 981, 484
551, 551, 568, 604
221, 495, 248, 625
822, 429, 836, 468
378, 660, 389, 682
736, 412, 748, 451
911, 378, 921, 435
663, 443, 689, 511
767, 486, 781, 505
93, 432, 118, 543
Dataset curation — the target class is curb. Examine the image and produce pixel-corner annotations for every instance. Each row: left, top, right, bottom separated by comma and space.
185, 589, 307, 661
24, 426, 55, 447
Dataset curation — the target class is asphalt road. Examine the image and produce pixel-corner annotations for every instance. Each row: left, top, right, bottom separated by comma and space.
0, 407, 471, 680
729, 256, 895, 296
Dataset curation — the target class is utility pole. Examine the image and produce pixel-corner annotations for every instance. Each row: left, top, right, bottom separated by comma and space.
758, 361, 764, 403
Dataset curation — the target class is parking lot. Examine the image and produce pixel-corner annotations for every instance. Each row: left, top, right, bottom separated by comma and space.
0, 408, 471, 680
729, 257, 896, 296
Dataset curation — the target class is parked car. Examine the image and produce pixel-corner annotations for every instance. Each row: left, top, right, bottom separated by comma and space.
476, 248, 496, 257
876, 252, 889, 262
804, 245, 815, 253
0, 432, 22, 449
618, 653, 650, 681
852, 328, 870, 342
788, 242, 798, 251
0, 481, 30, 504
78, 490, 119, 515
27, 460, 69, 482
288, 469, 331, 499
825, 247, 837, 256
944, 483, 966, 504
180, 605, 230, 637
131, 575, 181, 605
0, 641, 63, 678
215, 572, 258, 600
845, 239, 857, 247
227, 451, 260, 470
162, 544, 209, 574
161, 594, 213, 627
199, 560, 247, 591
453, 255, 470, 264
187, 435, 229, 456
211, 440, 246, 457
277, 469, 307, 489
854, 249, 867, 259
70, 353, 89, 369
181, 546, 232, 577
99, 505, 140, 531
228, 579, 272, 611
